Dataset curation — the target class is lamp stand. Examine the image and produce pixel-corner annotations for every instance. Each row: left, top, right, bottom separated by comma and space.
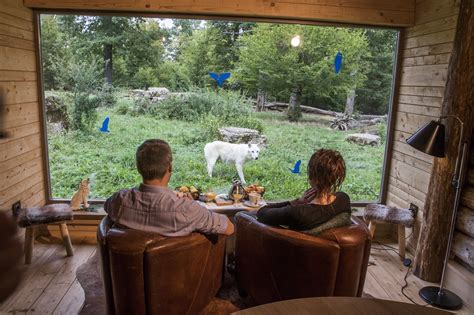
418, 141, 468, 310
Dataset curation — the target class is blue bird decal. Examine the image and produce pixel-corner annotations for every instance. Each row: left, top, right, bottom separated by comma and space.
99, 116, 110, 133
289, 160, 302, 174
209, 72, 231, 87
334, 52, 343, 74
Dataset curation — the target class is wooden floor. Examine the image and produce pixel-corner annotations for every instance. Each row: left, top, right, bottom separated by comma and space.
0, 238, 472, 315
0, 237, 96, 315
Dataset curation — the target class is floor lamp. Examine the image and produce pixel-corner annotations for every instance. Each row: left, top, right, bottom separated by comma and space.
406, 115, 468, 310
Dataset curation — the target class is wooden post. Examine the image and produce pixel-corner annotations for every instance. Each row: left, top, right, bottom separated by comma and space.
413, 0, 474, 281
24, 226, 35, 264
59, 223, 74, 257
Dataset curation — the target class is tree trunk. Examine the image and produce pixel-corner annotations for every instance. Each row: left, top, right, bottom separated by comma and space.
256, 89, 266, 112
345, 89, 356, 116
413, 0, 474, 282
287, 85, 302, 122
104, 43, 113, 85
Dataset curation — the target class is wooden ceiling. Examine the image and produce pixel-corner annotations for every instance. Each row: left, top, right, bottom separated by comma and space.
23, 0, 415, 27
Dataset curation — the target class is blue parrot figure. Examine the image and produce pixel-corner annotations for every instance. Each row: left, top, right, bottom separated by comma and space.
290, 160, 302, 174
209, 72, 231, 87
334, 52, 343, 74
99, 116, 110, 133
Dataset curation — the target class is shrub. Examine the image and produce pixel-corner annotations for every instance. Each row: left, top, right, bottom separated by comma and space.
133, 66, 160, 89
377, 122, 387, 144
132, 97, 155, 115
115, 98, 133, 115
70, 94, 100, 131
97, 83, 117, 108
155, 88, 253, 121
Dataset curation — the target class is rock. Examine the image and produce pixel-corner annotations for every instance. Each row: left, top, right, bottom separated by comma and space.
131, 89, 146, 96
147, 87, 170, 97
44, 92, 69, 130
47, 122, 65, 134
219, 127, 267, 147
345, 133, 381, 146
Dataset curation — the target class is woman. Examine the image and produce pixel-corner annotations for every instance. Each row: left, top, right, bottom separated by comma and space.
257, 148, 350, 231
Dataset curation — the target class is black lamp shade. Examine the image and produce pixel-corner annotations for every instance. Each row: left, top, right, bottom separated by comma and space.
406, 120, 446, 158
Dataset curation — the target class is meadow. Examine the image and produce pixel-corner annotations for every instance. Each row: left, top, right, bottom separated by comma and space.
48, 108, 385, 202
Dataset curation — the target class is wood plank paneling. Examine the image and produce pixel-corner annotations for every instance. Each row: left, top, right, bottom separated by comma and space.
23, 0, 416, 27
400, 64, 449, 86
404, 14, 457, 38
0, 0, 45, 211
386, 0, 459, 256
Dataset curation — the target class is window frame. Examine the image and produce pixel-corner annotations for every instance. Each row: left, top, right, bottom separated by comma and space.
34, 10, 403, 208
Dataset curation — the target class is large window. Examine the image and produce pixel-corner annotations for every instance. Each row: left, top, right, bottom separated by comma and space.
39, 14, 398, 202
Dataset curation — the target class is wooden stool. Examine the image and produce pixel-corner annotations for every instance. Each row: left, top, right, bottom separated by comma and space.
364, 204, 415, 259
16, 204, 74, 264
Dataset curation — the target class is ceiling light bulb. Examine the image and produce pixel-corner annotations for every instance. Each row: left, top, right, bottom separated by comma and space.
291, 35, 301, 47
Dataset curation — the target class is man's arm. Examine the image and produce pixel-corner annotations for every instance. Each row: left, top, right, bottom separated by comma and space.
184, 201, 234, 235
222, 217, 234, 235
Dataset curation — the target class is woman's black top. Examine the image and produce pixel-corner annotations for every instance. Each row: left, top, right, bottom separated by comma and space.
256, 192, 351, 231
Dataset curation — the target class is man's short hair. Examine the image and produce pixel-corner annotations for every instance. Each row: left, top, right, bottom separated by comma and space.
136, 139, 172, 180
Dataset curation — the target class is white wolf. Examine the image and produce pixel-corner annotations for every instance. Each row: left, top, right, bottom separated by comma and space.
204, 141, 260, 184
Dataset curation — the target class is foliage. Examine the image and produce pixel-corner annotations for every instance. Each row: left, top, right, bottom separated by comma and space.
287, 105, 302, 122
233, 24, 370, 111
52, 55, 102, 131
48, 110, 384, 201
41, 15, 397, 116
132, 88, 263, 136
355, 30, 397, 115
98, 83, 118, 108
70, 94, 100, 131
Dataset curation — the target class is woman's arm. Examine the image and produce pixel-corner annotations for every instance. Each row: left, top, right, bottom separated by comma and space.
257, 205, 296, 227
290, 187, 317, 206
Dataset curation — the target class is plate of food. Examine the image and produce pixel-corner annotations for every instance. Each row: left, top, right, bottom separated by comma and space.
243, 184, 265, 199
199, 191, 217, 202
176, 185, 201, 200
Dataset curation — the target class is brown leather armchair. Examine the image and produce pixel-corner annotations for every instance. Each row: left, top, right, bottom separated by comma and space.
97, 216, 227, 315
234, 212, 371, 305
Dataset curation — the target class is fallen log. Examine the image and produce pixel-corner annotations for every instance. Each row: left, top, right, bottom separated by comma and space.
456, 206, 474, 237
265, 102, 340, 117
263, 101, 387, 121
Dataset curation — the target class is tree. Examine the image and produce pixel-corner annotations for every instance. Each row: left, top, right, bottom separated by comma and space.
355, 29, 397, 115
234, 24, 370, 120
58, 16, 143, 85
40, 15, 71, 90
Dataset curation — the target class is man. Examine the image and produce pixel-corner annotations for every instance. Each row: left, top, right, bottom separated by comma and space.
104, 139, 234, 236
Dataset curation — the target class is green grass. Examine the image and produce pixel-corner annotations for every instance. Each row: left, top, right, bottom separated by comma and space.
48, 110, 384, 201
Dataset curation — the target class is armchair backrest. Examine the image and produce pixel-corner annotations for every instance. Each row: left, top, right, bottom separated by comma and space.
97, 216, 226, 315
235, 212, 371, 304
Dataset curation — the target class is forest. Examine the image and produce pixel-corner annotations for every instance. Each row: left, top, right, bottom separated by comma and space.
40, 15, 397, 201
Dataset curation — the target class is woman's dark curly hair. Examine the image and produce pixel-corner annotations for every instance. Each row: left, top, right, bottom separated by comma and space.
307, 149, 346, 197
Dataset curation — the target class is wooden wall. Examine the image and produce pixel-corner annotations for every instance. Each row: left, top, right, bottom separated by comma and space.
385, 0, 460, 250
23, 0, 415, 27
0, 0, 46, 212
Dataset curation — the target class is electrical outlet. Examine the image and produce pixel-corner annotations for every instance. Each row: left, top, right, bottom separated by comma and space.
12, 200, 21, 217
409, 203, 419, 218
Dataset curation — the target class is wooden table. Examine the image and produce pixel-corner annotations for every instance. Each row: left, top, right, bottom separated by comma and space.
231, 297, 450, 315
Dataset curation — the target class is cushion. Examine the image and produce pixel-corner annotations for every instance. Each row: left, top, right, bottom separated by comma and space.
16, 203, 73, 227
301, 212, 352, 236
364, 203, 414, 227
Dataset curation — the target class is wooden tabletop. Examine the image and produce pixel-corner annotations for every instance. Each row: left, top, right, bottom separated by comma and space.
231, 297, 450, 315
198, 200, 265, 215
